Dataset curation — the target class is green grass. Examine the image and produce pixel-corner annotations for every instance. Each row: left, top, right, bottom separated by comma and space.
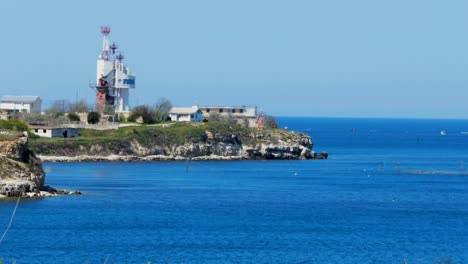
28, 121, 280, 155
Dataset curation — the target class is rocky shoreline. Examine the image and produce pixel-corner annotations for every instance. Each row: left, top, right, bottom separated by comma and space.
31, 127, 328, 162
39, 151, 329, 162
0, 184, 81, 198
0, 130, 80, 198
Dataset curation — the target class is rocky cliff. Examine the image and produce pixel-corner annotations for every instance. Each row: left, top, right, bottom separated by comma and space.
0, 131, 45, 196
30, 124, 327, 162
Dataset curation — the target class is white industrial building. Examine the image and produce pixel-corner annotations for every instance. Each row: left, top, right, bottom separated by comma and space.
169, 107, 203, 122
0, 96, 42, 114
95, 26, 136, 113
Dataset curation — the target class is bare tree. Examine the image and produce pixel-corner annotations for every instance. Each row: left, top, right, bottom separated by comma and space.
69, 99, 90, 113
45, 100, 70, 116
102, 105, 115, 115
153, 98, 172, 121
264, 115, 278, 129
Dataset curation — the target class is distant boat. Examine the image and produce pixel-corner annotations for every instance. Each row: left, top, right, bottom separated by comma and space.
440, 130, 446, 136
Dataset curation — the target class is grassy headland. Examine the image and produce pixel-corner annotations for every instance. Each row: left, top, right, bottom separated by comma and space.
28, 122, 294, 157
1, 119, 318, 160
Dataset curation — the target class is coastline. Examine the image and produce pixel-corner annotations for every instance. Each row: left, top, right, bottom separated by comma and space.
38, 151, 328, 162
0, 185, 81, 199
30, 124, 327, 162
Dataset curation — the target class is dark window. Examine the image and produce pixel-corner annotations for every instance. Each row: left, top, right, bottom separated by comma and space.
35, 129, 38, 132
232, 109, 236, 113
123, 79, 135, 85
206, 109, 210, 113
191, 114, 194, 118
43, 129, 46, 133
239, 109, 244, 113
219, 109, 223, 113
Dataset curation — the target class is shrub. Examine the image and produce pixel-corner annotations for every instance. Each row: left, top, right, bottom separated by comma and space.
0, 119, 29, 132
68, 113, 81, 122
127, 114, 136, 122
103, 105, 115, 115
208, 112, 221, 121
130, 105, 157, 124
264, 115, 278, 129
87, 112, 101, 124
242, 118, 250, 128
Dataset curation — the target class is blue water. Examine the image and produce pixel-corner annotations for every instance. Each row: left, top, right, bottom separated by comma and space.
1, 117, 468, 263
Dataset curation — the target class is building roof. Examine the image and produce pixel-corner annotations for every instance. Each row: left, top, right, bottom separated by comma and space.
169, 107, 200, 115
199, 105, 256, 109
0, 96, 41, 104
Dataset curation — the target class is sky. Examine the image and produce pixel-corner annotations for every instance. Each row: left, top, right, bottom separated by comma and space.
0, 0, 467, 118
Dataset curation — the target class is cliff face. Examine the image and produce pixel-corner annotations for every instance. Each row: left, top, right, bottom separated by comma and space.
125, 130, 316, 160
31, 125, 325, 162
0, 131, 45, 196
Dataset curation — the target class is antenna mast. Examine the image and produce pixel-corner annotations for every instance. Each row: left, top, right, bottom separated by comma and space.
100, 26, 111, 60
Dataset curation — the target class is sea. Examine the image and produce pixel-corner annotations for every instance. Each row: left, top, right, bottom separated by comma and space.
1, 117, 468, 264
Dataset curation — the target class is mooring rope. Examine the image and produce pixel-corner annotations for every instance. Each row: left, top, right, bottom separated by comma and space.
0, 195, 21, 245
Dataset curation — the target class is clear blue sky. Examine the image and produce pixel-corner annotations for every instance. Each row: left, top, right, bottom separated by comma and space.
1, 0, 467, 118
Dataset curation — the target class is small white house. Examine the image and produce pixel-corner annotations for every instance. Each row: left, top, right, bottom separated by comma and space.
0, 96, 42, 114
30, 126, 79, 138
169, 107, 203, 122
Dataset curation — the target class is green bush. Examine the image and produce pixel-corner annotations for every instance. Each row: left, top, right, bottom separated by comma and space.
68, 112, 81, 122
87, 112, 101, 124
130, 105, 156, 124
127, 115, 136, 122
0, 119, 29, 132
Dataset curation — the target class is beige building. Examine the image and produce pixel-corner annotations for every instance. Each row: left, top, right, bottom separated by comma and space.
199, 106, 258, 127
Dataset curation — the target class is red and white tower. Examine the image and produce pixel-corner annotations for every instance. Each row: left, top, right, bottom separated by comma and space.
95, 26, 136, 113
100, 26, 111, 60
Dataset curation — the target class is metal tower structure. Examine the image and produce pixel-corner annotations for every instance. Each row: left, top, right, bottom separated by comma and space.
100, 26, 111, 60
95, 26, 136, 113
